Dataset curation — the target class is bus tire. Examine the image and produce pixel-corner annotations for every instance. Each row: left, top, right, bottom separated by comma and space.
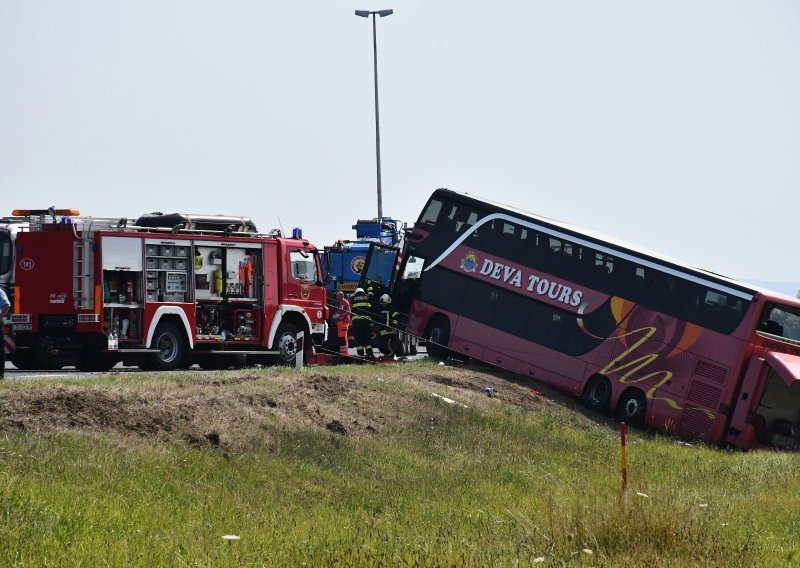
425, 316, 450, 360
616, 389, 647, 428
144, 322, 186, 371
272, 322, 300, 366
583, 376, 612, 415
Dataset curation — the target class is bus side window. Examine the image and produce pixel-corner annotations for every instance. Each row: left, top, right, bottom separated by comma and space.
420, 199, 443, 227
439, 204, 459, 235
454, 208, 478, 234
531, 233, 554, 273
612, 258, 640, 300
401, 256, 425, 280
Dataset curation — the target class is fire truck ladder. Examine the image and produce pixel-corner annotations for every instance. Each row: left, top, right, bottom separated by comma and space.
73, 232, 94, 310
70, 217, 128, 310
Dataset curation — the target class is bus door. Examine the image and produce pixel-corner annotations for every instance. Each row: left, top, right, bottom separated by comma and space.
359, 243, 400, 299
360, 242, 428, 312
726, 352, 800, 450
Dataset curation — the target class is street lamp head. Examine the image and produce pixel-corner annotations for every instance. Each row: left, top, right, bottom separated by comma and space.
354, 9, 393, 18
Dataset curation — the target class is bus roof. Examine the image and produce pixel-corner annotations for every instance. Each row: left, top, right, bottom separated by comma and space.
432, 188, 798, 307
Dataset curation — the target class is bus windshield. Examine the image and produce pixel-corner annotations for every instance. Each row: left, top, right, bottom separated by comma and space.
362, 244, 397, 287
758, 304, 800, 343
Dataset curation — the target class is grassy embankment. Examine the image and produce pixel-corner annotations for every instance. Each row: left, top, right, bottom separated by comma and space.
1, 361, 800, 566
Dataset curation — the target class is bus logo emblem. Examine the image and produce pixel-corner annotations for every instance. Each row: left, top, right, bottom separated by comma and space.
460, 252, 478, 273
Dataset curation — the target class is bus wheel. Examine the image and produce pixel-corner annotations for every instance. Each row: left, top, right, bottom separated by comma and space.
425, 316, 450, 360
583, 376, 612, 415
145, 322, 186, 371
272, 322, 300, 365
616, 389, 647, 428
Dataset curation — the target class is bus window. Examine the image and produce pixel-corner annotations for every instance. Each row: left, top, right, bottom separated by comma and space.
363, 246, 397, 287
420, 199, 443, 227
681, 285, 744, 334
759, 304, 800, 342
401, 255, 425, 280
454, 209, 479, 234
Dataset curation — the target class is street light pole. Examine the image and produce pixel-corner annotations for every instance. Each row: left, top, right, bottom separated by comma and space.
355, 9, 393, 220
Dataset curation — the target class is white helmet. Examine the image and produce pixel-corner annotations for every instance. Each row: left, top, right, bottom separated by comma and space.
380, 293, 391, 305
354, 287, 365, 295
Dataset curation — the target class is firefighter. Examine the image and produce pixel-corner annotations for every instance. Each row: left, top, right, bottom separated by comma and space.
378, 293, 402, 358
331, 291, 351, 355
350, 287, 375, 359
0, 287, 9, 379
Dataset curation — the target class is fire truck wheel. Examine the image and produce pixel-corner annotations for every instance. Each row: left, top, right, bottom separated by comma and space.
147, 322, 186, 371
425, 316, 450, 360
273, 322, 300, 365
616, 389, 647, 428
583, 376, 612, 415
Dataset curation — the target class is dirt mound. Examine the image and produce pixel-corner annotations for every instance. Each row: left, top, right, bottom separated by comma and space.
0, 363, 587, 451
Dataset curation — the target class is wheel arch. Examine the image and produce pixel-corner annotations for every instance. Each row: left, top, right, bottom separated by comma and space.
267, 306, 312, 347
423, 312, 451, 334
582, 373, 614, 414
146, 307, 193, 349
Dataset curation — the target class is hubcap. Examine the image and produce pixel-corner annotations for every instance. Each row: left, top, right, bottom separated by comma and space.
158, 333, 178, 363
590, 383, 608, 405
279, 333, 297, 359
624, 398, 641, 418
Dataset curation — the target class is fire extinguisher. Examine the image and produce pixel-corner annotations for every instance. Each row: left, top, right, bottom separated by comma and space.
126, 278, 134, 302
242, 262, 253, 298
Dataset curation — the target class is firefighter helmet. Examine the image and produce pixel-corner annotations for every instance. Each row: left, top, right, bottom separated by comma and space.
354, 287, 365, 296
380, 294, 391, 305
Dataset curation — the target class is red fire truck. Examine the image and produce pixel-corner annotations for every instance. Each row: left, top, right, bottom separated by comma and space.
11, 211, 328, 371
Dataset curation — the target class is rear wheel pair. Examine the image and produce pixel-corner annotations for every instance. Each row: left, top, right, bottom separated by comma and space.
582, 376, 647, 428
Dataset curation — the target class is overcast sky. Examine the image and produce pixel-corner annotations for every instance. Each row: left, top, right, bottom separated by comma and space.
1, 1, 798, 283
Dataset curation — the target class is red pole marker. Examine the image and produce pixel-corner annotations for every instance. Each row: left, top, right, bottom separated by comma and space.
620, 422, 628, 502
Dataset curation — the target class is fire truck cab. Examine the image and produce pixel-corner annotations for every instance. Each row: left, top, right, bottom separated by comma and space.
11, 212, 328, 371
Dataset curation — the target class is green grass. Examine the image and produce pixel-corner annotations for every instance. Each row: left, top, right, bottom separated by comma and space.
1, 364, 800, 565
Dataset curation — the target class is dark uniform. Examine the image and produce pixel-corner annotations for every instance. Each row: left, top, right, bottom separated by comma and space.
378, 306, 402, 357
350, 288, 375, 358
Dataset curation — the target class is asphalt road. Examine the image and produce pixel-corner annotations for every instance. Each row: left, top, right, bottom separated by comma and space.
2, 347, 429, 381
